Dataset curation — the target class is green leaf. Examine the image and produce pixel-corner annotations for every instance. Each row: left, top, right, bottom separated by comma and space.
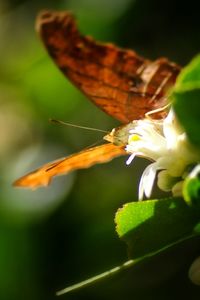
115, 197, 200, 259
173, 54, 200, 146
175, 54, 200, 90
183, 165, 200, 207
173, 88, 200, 146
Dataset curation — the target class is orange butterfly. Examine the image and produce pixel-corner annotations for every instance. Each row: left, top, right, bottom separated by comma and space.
13, 10, 181, 189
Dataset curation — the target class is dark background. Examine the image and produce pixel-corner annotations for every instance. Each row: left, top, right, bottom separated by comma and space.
0, 0, 200, 299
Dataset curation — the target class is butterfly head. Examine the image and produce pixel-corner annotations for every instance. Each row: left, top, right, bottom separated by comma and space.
104, 123, 137, 146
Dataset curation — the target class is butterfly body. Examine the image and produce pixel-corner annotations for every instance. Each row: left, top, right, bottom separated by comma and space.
14, 10, 181, 189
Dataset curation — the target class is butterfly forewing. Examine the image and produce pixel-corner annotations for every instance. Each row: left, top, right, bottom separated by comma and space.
36, 10, 181, 123
14, 143, 126, 189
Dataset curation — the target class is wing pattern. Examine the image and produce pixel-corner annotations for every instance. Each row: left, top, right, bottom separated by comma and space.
36, 10, 181, 123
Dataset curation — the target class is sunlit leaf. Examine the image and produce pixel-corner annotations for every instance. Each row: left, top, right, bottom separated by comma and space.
115, 197, 200, 258
173, 54, 200, 146
183, 164, 200, 207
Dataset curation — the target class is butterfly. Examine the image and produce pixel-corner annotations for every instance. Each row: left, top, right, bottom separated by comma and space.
13, 10, 181, 189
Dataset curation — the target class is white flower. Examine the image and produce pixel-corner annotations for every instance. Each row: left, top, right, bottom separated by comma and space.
125, 109, 200, 200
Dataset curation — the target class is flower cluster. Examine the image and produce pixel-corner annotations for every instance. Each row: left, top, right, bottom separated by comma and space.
125, 109, 200, 200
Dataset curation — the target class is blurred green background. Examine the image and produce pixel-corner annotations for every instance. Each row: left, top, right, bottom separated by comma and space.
0, 0, 200, 299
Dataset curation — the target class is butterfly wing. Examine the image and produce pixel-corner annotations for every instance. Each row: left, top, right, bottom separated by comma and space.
36, 10, 181, 123
13, 143, 126, 189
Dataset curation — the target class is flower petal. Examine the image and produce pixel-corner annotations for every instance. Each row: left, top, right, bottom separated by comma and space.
138, 162, 158, 200
126, 153, 136, 165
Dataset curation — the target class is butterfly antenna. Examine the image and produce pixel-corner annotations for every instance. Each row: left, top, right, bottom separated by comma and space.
49, 119, 109, 134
